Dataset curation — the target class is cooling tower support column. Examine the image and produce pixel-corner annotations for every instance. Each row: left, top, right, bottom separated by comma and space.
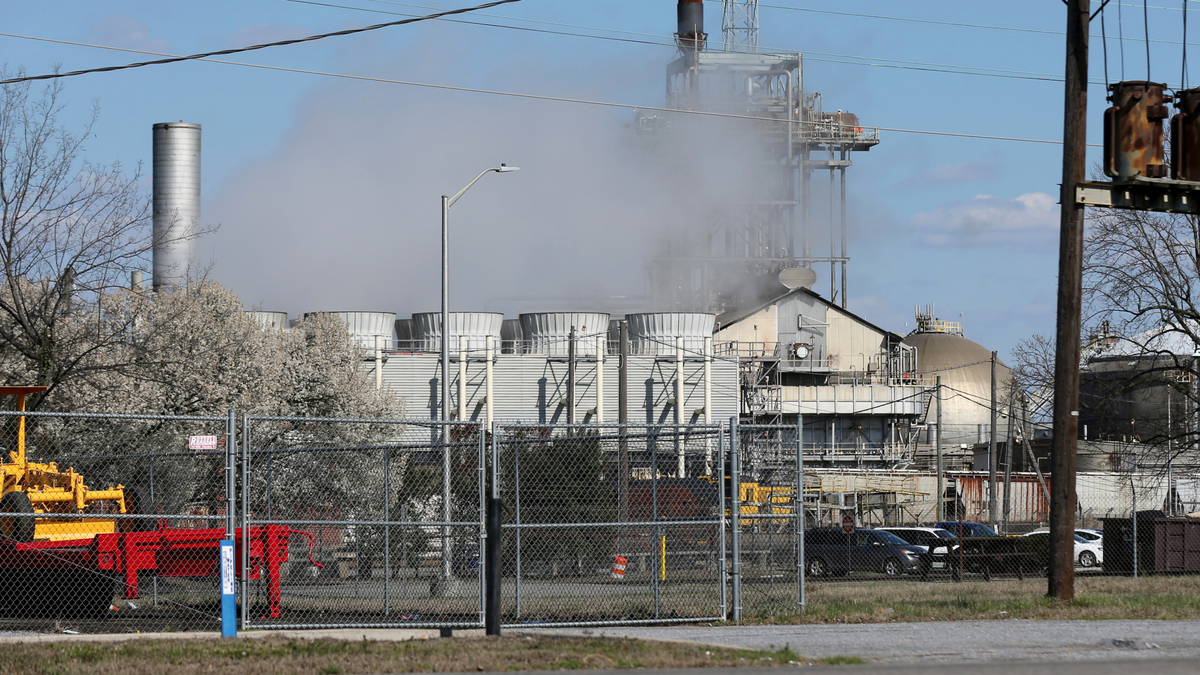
596, 334, 605, 423
676, 336, 685, 477
375, 336, 383, 391
705, 336, 713, 474
458, 346, 467, 422
152, 122, 201, 290
486, 336, 494, 428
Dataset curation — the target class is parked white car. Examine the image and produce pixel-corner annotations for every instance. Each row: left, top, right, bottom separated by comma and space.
1022, 530, 1103, 567
1075, 529, 1103, 544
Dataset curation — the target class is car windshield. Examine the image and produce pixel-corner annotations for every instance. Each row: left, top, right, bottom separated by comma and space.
874, 530, 910, 545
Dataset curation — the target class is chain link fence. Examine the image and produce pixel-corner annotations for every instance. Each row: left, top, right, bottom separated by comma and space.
0, 407, 1197, 633
493, 423, 726, 626
242, 417, 485, 629
0, 409, 231, 632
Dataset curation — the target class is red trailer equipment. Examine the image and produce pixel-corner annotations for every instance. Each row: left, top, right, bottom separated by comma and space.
0, 522, 319, 619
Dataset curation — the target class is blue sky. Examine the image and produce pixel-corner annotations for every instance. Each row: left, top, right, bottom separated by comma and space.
3, 1, 1190, 360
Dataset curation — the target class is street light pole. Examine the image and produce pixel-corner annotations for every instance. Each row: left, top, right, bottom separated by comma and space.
438, 164, 519, 589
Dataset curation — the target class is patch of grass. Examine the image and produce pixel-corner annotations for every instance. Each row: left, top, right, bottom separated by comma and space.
816, 656, 868, 665
0, 635, 814, 675
739, 574, 1200, 624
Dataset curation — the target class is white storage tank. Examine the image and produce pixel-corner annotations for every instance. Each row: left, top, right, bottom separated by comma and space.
305, 311, 396, 349
246, 311, 287, 331
412, 312, 503, 354
519, 312, 610, 356
626, 312, 716, 356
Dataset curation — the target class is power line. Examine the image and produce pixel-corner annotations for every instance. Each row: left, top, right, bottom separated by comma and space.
736, 0, 1196, 47
0, 0, 521, 86
290, 0, 1100, 85
0, 31, 1086, 147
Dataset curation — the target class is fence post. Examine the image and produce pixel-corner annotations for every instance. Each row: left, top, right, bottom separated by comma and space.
478, 421, 487, 628
730, 416, 741, 622
384, 443, 391, 616
718, 425, 727, 620
1131, 464, 1139, 579
486, 421, 501, 635
652, 427, 660, 619
240, 413, 250, 630
225, 409, 236, 539
797, 413, 805, 613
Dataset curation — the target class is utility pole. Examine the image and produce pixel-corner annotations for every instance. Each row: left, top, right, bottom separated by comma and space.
1049, 0, 1090, 602
989, 351, 999, 530
936, 376, 944, 522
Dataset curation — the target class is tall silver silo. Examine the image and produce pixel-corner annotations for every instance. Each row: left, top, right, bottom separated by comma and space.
519, 312, 610, 356
152, 122, 201, 290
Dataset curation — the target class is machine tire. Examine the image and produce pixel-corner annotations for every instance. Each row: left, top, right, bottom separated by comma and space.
806, 558, 828, 577
122, 486, 157, 532
881, 557, 903, 577
0, 491, 36, 543
1079, 550, 1097, 568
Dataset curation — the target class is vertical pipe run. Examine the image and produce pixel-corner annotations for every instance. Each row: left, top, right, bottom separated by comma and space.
375, 335, 383, 391
829, 158, 835, 301
458, 346, 467, 422
568, 327, 577, 424
840, 151, 848, 309
485, 336, 494, 428
676, 336, 685, 477
618, 322, 630, 532
596, 335, 605, 423
705, 337, 713, 474
989, 351, 999, 529
936, 377, 944, 522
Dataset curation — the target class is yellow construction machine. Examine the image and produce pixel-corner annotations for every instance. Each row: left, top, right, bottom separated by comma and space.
0, 386, 133, 542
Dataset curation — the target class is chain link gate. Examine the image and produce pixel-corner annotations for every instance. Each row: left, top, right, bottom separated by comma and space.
493, 423, 727, 627
730, 419, 805, 619
0, 408, 232, 631
241, 416, 486, 630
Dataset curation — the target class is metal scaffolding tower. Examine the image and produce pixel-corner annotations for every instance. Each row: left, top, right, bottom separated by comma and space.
639, 13, 879, 314
722, 0, 759, 51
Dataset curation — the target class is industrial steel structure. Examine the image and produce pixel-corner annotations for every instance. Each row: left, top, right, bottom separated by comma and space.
641, 1, 879, 314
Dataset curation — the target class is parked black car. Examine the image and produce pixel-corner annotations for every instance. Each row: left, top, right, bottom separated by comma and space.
803, 527, 925, 577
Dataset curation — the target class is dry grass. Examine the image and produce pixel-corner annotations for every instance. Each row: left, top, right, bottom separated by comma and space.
740, 574, 1200, 624
0, 635, 840, 675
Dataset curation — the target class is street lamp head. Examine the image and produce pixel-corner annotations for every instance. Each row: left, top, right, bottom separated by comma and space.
495, 164, 520, 173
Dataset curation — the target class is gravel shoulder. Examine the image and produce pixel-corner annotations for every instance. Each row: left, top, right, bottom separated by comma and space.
531, 619, 1200, 664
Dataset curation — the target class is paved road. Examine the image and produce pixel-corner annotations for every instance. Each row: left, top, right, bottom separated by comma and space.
531, 619, 1200, 664
566, 661, 1199, 675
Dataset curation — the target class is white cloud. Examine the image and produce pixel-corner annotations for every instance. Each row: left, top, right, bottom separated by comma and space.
908, 192, 1058, 247
92, 15, 170, 52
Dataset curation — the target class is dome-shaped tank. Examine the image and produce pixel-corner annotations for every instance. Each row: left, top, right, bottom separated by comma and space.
626, 312, 715, 355
519, 312, 610, 356
304, 311, 396, 349
900, 332, 1011, 447
246, 311, 287, 331
412, 312, 503, 353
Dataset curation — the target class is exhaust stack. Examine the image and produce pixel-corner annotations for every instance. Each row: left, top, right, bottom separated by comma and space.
152, 122, 201, 290
676, 0, 705, 50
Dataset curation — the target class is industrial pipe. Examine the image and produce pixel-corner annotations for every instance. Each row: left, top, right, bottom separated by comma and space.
676, 0, 705, 50
676, 336, 685, 477
596, 334, 605, 423
485, 336, 494, 428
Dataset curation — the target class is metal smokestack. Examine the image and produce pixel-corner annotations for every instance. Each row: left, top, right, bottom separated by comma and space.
152, 122, 201, 290
676, 0, 705, 50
